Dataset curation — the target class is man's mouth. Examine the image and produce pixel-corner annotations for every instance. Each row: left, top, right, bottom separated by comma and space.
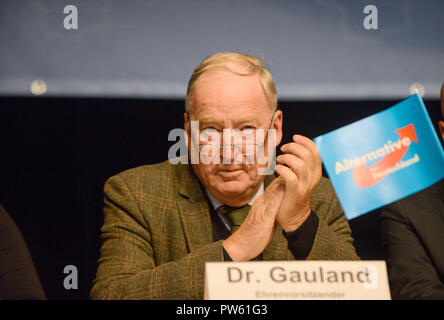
218, 166, 243, 172
218, 167, 244, 177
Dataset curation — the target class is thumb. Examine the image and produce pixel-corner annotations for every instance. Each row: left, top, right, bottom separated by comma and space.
261, 178, 285, 219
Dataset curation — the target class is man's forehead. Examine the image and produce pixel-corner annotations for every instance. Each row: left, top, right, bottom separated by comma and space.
194, 68, 264, 95
191, 71, 269, 113
193, 107, 264, 124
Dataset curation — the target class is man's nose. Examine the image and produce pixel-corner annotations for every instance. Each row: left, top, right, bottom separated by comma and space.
221, 131, 234, 160
221, 130, 242, 163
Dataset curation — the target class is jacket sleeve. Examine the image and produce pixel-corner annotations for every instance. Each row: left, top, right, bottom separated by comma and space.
90, 175, 224, 300
306, 179, 360, 260
380, 203, 444, 300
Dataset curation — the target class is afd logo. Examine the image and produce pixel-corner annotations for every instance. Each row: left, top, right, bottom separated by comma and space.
335, 124, 420, 188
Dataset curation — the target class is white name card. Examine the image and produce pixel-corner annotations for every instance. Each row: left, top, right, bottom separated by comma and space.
204, 260, 391, 300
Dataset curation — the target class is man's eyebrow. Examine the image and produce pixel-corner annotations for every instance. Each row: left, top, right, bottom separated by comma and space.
234, 117, 261, 124
194, 116, 262, 125
195, 116, 220, 124
196, 116, 262, 125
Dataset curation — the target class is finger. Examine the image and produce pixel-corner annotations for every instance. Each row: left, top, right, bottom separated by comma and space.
264, 187, 284, 216
276, 153, 308, 182
265, 175, 285, 192
294, 135, 322, 167
293, 135, 321, 159
255, 177, 284, 220
275, 164, 299, 190
264, 178, 285, 203
276, 153, 304, 170
292, 135, 318, 152
280, 142, 312, 163
281, 139, 322, 172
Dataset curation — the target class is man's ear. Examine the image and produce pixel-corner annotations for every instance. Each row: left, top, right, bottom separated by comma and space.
184, 112, 189, 132
439, 120, 444, 143
184, 112, 190, 148
273, 109, 283, 146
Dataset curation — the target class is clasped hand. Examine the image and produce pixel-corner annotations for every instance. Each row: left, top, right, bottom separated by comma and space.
222, 135, 322, 261
275, 134, 322, 232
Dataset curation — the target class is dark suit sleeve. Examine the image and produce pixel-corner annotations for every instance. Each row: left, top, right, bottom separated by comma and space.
380, 203, 444, 300
283, 211, 319, 259
0, 205, 46, 300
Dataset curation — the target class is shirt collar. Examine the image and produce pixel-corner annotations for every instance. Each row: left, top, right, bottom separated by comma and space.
205, 183, 264, 210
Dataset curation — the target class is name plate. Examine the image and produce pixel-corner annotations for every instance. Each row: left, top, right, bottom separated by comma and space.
204, 261, 390, 300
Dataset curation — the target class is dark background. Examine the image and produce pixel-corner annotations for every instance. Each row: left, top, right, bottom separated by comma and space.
0, 96, 442, 299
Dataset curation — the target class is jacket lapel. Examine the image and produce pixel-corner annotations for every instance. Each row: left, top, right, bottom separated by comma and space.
173, 162, 292, 259
174, 163, 213, 252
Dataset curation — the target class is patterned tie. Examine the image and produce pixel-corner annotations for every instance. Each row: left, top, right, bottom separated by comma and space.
219, 205, 251, 233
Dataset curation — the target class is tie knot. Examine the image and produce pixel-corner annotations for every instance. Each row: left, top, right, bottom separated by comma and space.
219, 205, 251, 233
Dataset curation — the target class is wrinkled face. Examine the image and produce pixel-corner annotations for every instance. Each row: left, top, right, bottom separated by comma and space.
185, 69, 282, 206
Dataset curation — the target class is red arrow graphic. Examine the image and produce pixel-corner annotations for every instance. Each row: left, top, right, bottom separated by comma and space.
353, 124, 418, 188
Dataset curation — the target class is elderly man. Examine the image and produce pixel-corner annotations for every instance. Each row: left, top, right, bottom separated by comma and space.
91, 52, 358, 300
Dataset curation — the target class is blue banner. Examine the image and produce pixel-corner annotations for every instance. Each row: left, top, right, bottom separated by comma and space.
314, 94, 444, 220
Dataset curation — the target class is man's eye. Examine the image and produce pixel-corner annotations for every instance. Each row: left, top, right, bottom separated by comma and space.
202, 127, 218, 133
201, 127, 220, 141
242, 126, 255, 133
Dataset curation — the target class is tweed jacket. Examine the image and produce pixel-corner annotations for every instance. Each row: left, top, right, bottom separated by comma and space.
90, 160, 359, 299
